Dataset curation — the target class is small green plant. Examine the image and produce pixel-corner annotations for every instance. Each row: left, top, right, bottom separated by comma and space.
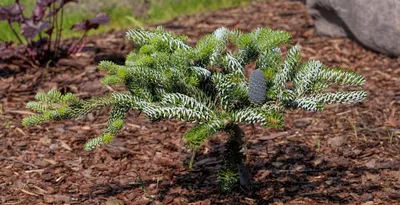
134, 171, 155, 202
348, 118, 359, 139
387, 130, 394, 143
22, 26, 367, 192
218, 168, 239, 192
312, 135, 321, 152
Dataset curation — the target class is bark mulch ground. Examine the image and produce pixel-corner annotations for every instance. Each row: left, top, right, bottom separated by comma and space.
1, 1, 399, 204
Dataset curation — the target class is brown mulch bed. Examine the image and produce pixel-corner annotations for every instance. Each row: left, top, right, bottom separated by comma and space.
1, 1, 399, 204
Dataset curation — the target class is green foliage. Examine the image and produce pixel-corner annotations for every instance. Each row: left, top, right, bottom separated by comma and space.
147, 0, 250, 24
218, 168, 239, 193
84, 104, 127, 150
184, 120, 224, 148
23, 26, 367, 153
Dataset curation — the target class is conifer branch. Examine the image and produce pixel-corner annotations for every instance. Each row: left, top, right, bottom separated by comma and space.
293, 60, 323, 96
190, 66, 211, 80
256, 48, 282, 73
295, 90, 367, 111
318, 67, 366, 87
161, 93, 212, 114
223, 52, 244, 76
232, 107, 283, 128
273, 46, 300, 91
184, 119, 225, 148
126, 26, 190, 51
142, 105, 211, 122
84, 103, 129, 150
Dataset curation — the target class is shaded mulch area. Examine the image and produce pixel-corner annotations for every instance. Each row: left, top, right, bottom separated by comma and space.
1, 1, 399, 204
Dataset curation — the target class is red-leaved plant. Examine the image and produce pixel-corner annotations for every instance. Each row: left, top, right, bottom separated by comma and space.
0, 0, 109, 65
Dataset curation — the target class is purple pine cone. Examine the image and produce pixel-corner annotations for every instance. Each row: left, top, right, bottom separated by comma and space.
248, 69, 267, 104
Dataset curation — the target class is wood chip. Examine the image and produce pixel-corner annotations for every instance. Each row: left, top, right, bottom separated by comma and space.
60, 141, 72, 151
20, 189, 38, 196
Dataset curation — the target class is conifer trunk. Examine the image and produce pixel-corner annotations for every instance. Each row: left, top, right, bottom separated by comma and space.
220, 124, 251, 192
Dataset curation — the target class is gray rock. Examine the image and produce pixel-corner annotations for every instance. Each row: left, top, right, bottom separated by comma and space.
307, 0, 400, 57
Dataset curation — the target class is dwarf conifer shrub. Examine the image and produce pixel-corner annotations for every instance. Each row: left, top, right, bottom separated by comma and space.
23, 26, 367, 192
